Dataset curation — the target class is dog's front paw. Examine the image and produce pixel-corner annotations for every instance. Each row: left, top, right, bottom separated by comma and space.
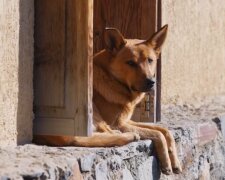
133, 133, 140, 141
173, 167, 182, 174
161, 167, 173, 175
111, 130, 122, 134
172, 161, 182, 174
160, 161, 173, 175
171, 157, 182, 174
124, 132, 140, 141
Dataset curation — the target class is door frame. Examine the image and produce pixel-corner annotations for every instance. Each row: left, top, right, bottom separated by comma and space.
155, 0, 162, 122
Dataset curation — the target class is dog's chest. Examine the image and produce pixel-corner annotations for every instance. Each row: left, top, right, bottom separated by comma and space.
93, 90, 143, 126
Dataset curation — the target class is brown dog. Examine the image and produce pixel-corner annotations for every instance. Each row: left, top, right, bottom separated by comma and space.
34, 25, 182, 175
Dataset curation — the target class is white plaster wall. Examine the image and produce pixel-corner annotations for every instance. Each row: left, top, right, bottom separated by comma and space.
161, 0, 225, 104
0, 0, 33, 146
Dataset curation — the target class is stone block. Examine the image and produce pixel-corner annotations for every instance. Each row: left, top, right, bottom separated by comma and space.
80, 154, 96, 172
137, 156, 160, 180
95, 160, 108, 180
122, 168, 134, 180
72, 161, 84, 180
197, 122, 218, 146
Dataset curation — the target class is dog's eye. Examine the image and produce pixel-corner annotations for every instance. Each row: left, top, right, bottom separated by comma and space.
148, 58, 153, 64
126, 60, 137, 67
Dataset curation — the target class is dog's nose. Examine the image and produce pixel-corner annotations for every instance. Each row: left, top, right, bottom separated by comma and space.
146, 78, 155, 88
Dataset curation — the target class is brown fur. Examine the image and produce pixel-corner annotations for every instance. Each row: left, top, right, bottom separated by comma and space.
33, 25, 182, 175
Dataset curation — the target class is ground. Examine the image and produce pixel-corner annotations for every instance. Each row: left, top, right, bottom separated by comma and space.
162, 95, 225, 123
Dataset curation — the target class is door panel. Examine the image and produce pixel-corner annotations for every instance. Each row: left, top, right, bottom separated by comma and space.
34, 0, 93, 136
34, 0, 65, 107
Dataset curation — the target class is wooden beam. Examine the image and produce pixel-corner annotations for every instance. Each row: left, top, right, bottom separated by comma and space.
72, 0, 93, 136
155, 0, 161, 122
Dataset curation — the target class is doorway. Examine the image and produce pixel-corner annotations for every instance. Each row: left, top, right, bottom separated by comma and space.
33, 0, 161, 137
93, 0, 160, 123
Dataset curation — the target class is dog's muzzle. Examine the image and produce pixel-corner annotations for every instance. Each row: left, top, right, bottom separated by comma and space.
143, 78, 155, 92
131, 78, 155, 92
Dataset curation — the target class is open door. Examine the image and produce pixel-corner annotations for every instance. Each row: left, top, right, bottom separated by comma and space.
94, 0, 160, 122
33, 0, 93, 136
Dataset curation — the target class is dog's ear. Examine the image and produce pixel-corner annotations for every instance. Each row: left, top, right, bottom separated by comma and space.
145, 24, 168, 57
104, 28, 127, 54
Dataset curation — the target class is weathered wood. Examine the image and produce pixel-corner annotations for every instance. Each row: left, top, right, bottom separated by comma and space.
156, 0, 161, 122
34, 0, 93, 136
34, 0, 65, 107
94, 0, 157, 53
94, 0, 158, 122
72, 0, 93, 136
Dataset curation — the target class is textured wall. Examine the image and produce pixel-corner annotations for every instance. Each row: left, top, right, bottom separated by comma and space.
0, 0, 33, 146
161, 0, 225, 104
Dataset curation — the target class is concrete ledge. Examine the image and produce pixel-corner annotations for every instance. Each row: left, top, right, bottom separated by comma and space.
0, 120, 224, 180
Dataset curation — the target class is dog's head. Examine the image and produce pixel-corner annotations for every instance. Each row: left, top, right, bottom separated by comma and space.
104, 25, 168, 92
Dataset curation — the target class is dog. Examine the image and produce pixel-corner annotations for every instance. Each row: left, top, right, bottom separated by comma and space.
34, 25, 182, 175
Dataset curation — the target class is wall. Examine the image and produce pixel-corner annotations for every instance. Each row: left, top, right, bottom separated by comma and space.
161, 0, 225, 104
0, 0, 34, 146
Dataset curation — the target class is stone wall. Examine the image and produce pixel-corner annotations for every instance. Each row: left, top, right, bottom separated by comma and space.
0, 0, 34, 146
0, 120, 224, 180
161, 0, 225, 104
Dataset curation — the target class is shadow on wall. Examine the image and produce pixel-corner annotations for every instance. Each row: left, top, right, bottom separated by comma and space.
17, 0, 34, 145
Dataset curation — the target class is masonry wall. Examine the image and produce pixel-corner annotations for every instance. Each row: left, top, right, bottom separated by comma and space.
161, 0, 225, 104
0, 0, 34, 146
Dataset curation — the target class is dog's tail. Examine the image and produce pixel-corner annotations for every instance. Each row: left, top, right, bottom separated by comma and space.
33, 132, 139, 147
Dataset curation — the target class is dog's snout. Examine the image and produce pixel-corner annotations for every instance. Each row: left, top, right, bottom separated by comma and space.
146, 78, 155, 87
140, 78, 155, 92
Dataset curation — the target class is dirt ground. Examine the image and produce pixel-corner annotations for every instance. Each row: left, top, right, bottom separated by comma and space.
161, 94, 225, 123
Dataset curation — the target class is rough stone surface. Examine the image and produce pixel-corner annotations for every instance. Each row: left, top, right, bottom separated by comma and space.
216, 115, 225, 139
160, 95, 225, 180
159, 122, 225, 180
137, 157, 160, 180
161, 95, 225, 123
0, 121, 224, 180
0, 141, 156, 180
0, 0, 34, 146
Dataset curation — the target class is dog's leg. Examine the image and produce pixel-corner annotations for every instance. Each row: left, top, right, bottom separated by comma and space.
33, 132, 139, 147
128, 120, 182, 174
95, 121, 121, 134
93, 103, 122, 134
119, 123, 172, 175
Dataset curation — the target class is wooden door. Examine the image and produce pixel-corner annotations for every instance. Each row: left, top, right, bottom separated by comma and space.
33, 0, 93, 136
94, 0, 158, 122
